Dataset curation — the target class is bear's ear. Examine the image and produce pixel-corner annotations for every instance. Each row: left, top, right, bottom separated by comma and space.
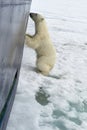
40, 18, 44, 22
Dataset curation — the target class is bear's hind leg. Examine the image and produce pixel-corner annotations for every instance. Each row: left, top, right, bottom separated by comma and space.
36, 60, 51, 76
38, 64, 50, 76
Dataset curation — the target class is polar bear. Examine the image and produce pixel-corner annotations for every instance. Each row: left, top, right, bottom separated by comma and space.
26, 13, 56, 76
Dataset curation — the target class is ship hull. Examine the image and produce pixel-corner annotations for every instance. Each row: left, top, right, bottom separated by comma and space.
0, 0, 32, 129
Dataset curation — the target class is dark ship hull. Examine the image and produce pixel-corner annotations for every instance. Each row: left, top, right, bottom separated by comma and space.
0, 0, 32, 129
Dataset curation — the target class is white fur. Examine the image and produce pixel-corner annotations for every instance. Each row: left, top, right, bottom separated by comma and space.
26, 13, 56, 75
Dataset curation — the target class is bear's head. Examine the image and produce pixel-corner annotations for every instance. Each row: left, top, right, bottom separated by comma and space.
30, 13, 44, 23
